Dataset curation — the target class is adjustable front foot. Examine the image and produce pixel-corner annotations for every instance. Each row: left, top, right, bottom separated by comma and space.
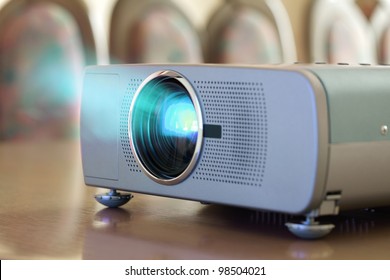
95, 189, 133, 208
286, 216, 334, 239
286, 191, 341, 239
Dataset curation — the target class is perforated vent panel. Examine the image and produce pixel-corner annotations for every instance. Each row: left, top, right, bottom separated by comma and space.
120, 79, 143, 173
192, 80, 268, 187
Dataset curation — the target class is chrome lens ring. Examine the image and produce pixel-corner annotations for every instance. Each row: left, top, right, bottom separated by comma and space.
129, 70, 203, 185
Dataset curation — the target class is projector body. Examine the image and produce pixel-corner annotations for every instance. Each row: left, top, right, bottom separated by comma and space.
81, 64, 390, 237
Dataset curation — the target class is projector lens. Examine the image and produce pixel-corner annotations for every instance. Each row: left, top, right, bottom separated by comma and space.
130, 71, 203, 185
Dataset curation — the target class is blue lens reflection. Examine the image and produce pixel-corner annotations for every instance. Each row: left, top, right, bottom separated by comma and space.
161, 95, 198, 137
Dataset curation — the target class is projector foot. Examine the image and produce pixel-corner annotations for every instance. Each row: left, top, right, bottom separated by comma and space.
286, 191, 341, 239
95, 189, 133, 208
286, 216, 334, 239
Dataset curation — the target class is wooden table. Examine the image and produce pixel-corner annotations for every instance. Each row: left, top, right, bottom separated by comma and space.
1, 140, 389, 259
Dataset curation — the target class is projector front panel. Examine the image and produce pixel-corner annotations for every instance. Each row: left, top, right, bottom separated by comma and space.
82, 65, 329, 214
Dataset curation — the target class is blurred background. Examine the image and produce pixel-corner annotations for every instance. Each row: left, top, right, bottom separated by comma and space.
0, 0, 388, 141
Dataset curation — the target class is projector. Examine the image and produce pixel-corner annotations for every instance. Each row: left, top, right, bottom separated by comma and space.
81, 64, 390, 238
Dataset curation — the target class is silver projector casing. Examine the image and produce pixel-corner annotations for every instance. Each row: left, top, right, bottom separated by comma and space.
81, 64, 390, 214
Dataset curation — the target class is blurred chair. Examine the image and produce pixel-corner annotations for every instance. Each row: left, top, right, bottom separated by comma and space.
0, 0, 96, 141
310, 0, 376, 64
205, 0, 296, 64
109, 0, 203, 63
371, 0, 390, 64
356, 0, 379, 19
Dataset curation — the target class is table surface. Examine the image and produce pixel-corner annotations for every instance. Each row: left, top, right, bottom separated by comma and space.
0, 140, 389, 260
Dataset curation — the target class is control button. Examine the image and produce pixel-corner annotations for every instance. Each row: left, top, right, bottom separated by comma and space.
381, 125, 388, 136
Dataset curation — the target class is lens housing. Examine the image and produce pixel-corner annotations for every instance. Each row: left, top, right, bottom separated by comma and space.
129, 70, 203, 185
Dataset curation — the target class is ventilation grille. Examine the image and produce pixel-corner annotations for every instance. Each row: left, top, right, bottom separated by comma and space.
120, 79, 143, 173
192, 80, 268, 187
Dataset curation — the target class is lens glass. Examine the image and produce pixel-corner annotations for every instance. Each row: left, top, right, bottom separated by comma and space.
131, 75, 199, 180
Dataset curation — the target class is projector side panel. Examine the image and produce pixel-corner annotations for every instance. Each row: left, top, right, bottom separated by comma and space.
310, 67, 390, 209
326, 142, 390, 209
81, 68, 121, 188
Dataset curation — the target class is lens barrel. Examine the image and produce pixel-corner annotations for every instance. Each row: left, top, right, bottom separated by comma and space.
129, 71, 203, 185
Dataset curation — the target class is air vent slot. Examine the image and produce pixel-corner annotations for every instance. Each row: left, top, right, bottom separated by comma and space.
120, 79, 143, 173
192, 80, 268, 187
